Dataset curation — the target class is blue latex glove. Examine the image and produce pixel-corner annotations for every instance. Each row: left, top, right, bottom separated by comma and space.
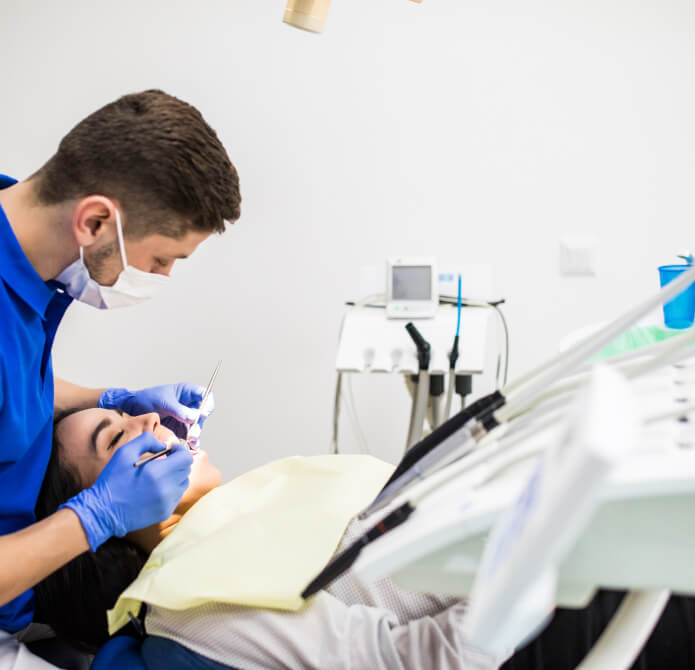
61, 433, 193, 551
99, 383, 215, 448
92, 636, 145, 670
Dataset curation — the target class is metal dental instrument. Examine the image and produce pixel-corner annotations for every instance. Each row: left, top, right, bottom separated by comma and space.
185, 359, 222, 447
133, 439, 184, 468
134, 360, 222, 468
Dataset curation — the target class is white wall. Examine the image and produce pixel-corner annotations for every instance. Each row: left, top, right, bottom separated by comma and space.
1, 0, 692, 477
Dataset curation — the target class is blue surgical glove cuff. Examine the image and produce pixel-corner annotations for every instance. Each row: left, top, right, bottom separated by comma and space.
98, 387, 135, 413
60, 486, 119, 552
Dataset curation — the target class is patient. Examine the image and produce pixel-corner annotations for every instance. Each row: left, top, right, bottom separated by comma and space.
34, 409, 499, 670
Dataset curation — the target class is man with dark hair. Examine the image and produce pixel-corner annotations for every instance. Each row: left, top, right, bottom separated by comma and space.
0, 90, 241, 669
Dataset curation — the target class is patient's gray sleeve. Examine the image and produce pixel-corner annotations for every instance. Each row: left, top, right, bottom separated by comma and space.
144, 518, 499, 670
145, 596, 497, 670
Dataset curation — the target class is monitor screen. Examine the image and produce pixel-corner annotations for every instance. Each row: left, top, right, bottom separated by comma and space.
392, 265, 431, 300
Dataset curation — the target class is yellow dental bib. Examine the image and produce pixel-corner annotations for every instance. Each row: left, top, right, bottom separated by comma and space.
108, 454, 393, 634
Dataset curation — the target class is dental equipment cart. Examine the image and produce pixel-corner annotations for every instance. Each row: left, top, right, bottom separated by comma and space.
334, 304, 495, 452
352, 364, 695, 670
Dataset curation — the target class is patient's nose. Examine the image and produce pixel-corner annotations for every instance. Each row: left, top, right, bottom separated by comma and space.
137, 412, 161, 434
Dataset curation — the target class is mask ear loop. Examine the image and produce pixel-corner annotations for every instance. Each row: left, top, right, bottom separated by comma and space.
114, 209, 129, 271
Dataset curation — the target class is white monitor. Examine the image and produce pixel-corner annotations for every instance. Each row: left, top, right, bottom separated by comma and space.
386, 257, 438, 319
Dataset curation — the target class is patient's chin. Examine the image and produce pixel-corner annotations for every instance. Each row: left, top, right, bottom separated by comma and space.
197, 456, 223, 493
178, 452, 222, 509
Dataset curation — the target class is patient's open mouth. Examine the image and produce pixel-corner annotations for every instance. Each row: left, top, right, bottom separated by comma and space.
178, 437, 200, 455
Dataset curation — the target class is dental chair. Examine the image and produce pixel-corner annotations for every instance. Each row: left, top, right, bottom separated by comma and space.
26, 637, 91, 670
15, 624, 91, 670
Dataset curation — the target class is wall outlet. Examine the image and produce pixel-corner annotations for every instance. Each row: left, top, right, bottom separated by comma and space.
559, 238, 597, 276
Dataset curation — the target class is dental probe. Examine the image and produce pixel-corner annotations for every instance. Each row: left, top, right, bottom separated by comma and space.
133, 438, 186, 468
186, 359, 222, 445
134, 359, 223, 468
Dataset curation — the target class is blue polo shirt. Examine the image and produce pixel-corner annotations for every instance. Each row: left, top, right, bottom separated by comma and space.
0, 175, 72, 632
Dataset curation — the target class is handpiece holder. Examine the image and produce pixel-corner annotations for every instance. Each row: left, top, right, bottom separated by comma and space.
449, 334, 460, 369
406, 322, 431, 370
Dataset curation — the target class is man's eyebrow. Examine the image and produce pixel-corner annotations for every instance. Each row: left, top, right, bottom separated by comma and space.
90, 417, 112, 453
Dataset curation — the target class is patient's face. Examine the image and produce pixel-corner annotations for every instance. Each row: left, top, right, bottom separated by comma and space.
55, 409, 222, 509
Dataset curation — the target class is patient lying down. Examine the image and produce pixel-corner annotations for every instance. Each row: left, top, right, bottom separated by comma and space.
35, 409, 499, 670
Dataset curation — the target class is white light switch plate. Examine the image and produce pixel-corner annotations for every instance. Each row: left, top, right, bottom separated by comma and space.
559, 238, 597, 276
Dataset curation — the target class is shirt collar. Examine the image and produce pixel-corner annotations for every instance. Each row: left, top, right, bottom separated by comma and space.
0, 175, 57, 317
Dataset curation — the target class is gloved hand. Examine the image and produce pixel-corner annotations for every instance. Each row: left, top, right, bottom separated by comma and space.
61, 433, 193, 551
99, 383, 215, 448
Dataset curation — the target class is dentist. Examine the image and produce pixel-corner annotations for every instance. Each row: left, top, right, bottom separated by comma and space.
0, 90, 241, 669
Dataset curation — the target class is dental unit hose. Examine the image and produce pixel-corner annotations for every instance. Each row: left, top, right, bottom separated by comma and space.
445, 275, 462, 420
428, 374, 445, 429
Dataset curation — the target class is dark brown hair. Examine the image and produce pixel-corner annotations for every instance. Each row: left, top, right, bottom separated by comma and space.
34, 412, 147, 653
30, 90, 241, 239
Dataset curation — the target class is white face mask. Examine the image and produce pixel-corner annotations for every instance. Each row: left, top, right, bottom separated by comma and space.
56, 209, 170, 309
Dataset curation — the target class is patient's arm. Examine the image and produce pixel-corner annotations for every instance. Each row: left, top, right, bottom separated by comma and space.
145, 594, 498, 670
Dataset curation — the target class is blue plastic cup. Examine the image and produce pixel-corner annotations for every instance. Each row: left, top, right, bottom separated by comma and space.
658, 264, 695, 329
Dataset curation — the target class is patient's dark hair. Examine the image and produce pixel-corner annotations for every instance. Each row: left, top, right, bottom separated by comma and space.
34, 410, 148, 653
